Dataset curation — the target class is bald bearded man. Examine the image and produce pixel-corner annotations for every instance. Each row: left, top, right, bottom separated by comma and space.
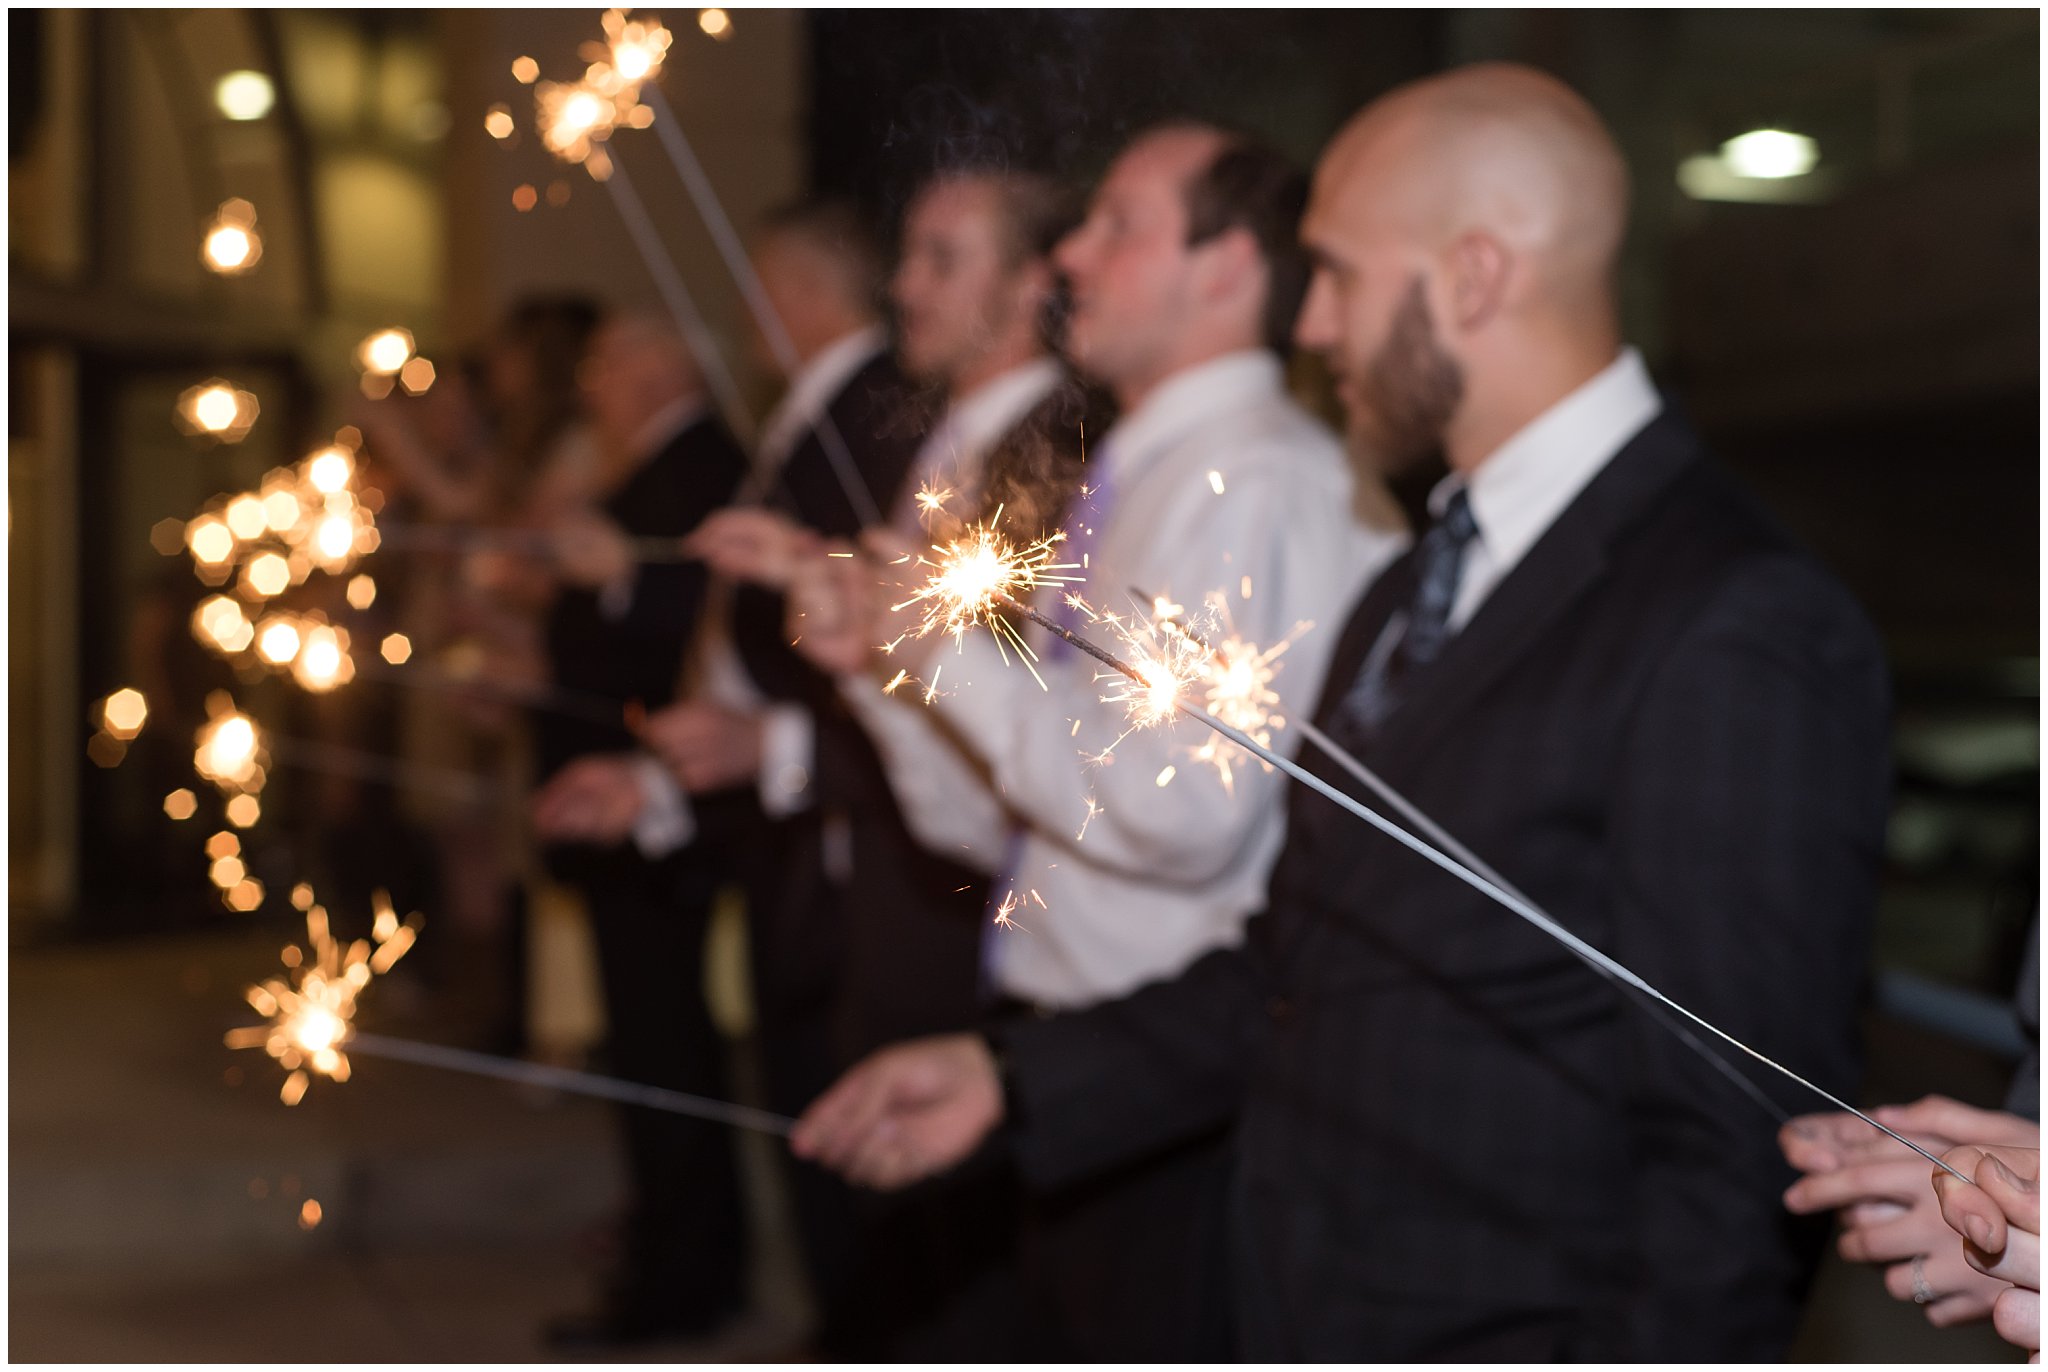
793, 64, 1891, 1359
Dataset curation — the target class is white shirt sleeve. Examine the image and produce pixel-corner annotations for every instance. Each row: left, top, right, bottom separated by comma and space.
840, 673, 1011, 874
629, 753, 696, 858
756, 703, 818, 818
926, 453, 1378, 887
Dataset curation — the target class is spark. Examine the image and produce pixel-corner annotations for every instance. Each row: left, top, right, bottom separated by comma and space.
202, 200, 262, 276
255, 615, 302, 666
186, 517, 236, 568
291, 624, 354, 693
242, 551, 292, 599
224, 889, 420, 1106
698, 8, 732, 40
306, 446, 354, 494
1155, 765, 1177, 787
991, 889, 1028, 933
356, 330, 414, 378
1208, 470, 1226, 495
882, 668, 910, 695
380, 633, 412, 665
177, 381, 259, 441
345, 575, 376, 610
1128, 590, 1310, 792
224, 494, 268, 541
100, 687, 148, 739
913, 479, 954, 524
226, 794, 261, 829
164, 789, 198, 821
536, 80, 617, 164
195, 703, 264, 794
892, 516, 1082, 684
194, 596, 254, 653
1076, 794, 1103, 841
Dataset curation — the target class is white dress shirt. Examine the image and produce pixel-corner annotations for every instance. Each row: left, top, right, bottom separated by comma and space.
847, 350, 1409, 1008
1439, 346, 1662, 630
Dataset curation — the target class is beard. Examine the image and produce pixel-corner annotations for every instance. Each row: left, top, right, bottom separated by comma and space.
1350, 276, 1464, 474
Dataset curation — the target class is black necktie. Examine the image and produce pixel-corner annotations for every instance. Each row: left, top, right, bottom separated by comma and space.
1335, 487, 1479, 742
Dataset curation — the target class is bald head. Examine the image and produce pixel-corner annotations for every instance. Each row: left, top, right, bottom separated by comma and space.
1297, 64, 1632, 473
1319, 63, 1628, 303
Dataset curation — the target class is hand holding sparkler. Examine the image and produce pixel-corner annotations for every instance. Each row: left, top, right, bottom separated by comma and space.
791, 1032, 1004, 1191
685, 507, 822, 590
638, 699, 764, 794
1782, 1099, 2040, 1327
531, 753, 651, 845
785, 530, 921, 678
1936, 1145, 2041, 1355
548, 508, 637, 590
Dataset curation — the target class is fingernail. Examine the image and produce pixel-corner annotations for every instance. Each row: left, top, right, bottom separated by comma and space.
1987, 1156, 2034, 1192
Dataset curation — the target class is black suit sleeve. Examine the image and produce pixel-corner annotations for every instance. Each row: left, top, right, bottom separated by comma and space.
1606, 554, 1889, 1357
992, 938, 1268, 1194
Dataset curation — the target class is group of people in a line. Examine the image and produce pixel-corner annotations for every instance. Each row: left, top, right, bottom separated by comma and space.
364, 60, 2039, 1361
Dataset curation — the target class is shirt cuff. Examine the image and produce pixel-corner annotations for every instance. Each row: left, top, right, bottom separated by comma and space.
630, 754, 695, 858
757, 704, 816, 818
597, 570, 637, 621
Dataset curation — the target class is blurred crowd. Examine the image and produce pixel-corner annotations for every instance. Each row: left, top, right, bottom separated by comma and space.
339, 62, 2038, 1361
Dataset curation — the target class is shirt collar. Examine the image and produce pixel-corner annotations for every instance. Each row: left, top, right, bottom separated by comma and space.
757, 323, 889, 467
939, 356, 1063, 461
1430, 346, 1662, 567
1097, 349, 1285, 482
625, 393, 708, 465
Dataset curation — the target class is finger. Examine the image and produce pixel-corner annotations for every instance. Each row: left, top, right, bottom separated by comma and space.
793, 1063, 894, 1169
1994, 1287, 2042, 1355
1928, 1288, 2002, 1328
1982, 1153, 2044, 1235
1787, 1159, 1941, 1213
1973, 1228, 2041, 1290
1842, 1211, 1938, 1265
1880, 1097, 2038, 1150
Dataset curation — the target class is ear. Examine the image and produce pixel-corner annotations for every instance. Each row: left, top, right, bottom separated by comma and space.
1194, 225, 1263, 305
1445, 231, 1511, 330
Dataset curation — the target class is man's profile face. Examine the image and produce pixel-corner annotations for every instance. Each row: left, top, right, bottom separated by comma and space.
1052, 134, 1208, 390
891, 179, 1025, 387
1295, 170, 1463, 472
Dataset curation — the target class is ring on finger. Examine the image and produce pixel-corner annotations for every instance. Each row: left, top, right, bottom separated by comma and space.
1911, 1255, 1936, 1305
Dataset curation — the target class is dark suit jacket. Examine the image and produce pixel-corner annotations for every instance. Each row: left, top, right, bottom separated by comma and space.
994, 408, 1892, 1360
734, 349, 934, 1041
537, 412, 747, 892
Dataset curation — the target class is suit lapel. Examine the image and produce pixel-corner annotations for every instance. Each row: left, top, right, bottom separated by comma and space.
1361, 410, 1708, 781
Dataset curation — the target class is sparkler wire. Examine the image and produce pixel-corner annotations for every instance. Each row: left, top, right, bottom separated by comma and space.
372, 521, 701, 565
600, 152, 759, 449
639, 82, 883, 528
346, 1032, 793, 1136
1133, 588, 1788, 1127
990, 590, 1970, 1183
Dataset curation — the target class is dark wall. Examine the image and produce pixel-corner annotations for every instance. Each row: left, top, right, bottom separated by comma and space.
807, 10, 1441, 227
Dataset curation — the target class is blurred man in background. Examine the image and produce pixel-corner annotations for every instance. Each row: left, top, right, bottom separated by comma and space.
526, 312, 749, 1349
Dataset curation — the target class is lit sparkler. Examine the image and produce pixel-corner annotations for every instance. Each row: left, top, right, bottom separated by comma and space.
223, 889, 420, 1105
892, 517, 1082, 680
946, 586, 1975, 1182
